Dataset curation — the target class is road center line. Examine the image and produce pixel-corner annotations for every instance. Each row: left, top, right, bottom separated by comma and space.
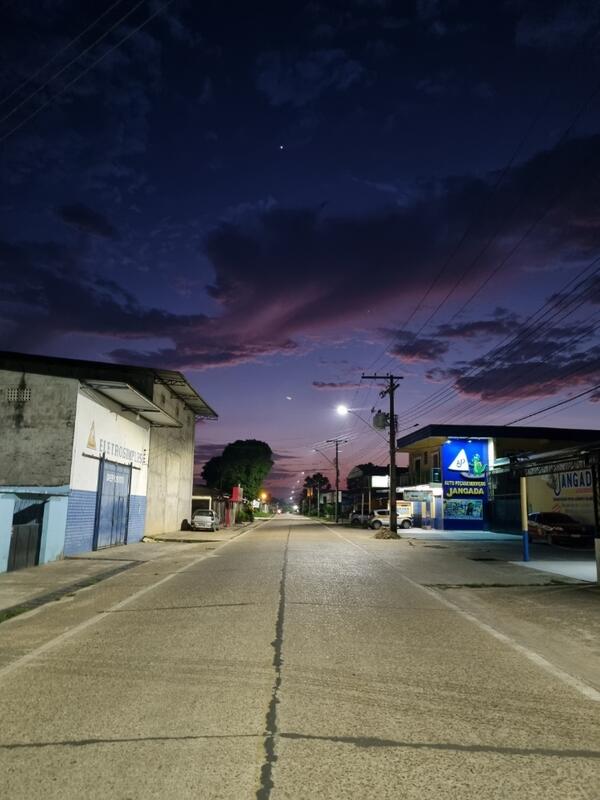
326, 523, 600, 703
256, 526, 291, 800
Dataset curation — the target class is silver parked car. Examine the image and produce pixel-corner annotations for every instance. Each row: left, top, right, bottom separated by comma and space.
368, 509, 413, 530
191, 508, 220, 531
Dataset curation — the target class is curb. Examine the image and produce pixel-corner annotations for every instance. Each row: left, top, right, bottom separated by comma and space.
0, 560, 141, 625
143, 517, 273, 544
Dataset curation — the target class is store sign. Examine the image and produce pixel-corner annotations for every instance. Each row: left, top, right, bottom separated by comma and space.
442, 439, 488, 519
403, 490, 431, 502
71, 391, 149, 495
371, 475, 388, 488
85, 422, 146, 465
549, 469, 592, 498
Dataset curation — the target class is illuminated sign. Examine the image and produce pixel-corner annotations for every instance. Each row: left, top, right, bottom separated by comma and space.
442, 439, 488, 503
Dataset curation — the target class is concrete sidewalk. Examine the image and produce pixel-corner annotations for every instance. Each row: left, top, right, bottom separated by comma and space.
0, 521, 261, 617
338, 522, 598, 584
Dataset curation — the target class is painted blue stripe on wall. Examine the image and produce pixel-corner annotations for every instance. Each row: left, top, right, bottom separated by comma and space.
64, 489, 97, 555
128, 495, 146, 542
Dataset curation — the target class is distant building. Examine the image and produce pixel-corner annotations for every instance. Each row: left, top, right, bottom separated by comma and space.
0, 351, 217, 572
346, 463, 409, 514
396, 424, 600, 531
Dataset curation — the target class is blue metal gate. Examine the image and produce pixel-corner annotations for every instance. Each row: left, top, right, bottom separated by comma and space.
94, 460, 132, 549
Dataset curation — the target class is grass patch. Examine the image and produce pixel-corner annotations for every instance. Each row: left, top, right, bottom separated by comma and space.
0, 606, 31, 623
425, 579, 573, 589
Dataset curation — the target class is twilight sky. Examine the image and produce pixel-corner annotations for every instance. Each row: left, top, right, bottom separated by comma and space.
2, 0, 600, 498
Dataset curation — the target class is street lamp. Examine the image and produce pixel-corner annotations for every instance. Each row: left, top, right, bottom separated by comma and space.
336, 404, 386, 437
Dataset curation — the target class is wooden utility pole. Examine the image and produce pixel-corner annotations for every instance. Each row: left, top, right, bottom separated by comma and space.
326, 438, 347, 523
361, 373, 403, 536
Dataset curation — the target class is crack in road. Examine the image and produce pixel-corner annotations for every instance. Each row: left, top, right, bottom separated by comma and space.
3, 731, 598, 761
256, 527, 291, 800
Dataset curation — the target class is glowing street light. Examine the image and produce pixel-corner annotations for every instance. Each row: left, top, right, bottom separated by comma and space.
336, 404, 349, 416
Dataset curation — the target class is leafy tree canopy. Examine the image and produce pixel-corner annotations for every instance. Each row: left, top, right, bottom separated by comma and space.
201, 455, 223, 488
201, 439, 273, 500
303, 472, 331, 493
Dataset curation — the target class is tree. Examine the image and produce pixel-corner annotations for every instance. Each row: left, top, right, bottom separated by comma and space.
304, 472, 331, 492
201, 456, 224, 488
302, 472, 332, 514
202, 440, 273, 500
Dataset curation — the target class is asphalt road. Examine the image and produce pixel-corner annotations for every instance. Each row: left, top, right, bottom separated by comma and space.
0, 515, 598, 799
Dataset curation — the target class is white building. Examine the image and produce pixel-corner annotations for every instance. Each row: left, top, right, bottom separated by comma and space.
0, 351, 217, 572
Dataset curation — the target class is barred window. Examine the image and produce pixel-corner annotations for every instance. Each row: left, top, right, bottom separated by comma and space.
6, 388, 31, 402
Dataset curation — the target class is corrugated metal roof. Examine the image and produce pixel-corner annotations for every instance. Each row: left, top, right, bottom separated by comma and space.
154, 369, 218, 419
84, 380, 181, 427
0, 351, 218, 420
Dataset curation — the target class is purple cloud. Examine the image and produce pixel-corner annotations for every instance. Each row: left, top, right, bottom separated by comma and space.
58, 203, 118, 239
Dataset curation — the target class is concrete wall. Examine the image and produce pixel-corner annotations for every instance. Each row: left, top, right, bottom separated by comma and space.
0, 371, 78, 486
145, 385, 196, 535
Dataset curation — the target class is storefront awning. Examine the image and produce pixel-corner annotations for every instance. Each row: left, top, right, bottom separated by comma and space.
84, 381, 181, 427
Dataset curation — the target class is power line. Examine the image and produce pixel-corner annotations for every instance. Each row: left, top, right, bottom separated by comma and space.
0, 0, 173, 145
506, 381, 600, 425
0, 0, 127, 110
396, 252, 600, 424
432, 272, 600, 425
361, 22, 600, 379
0, 0, 149, 130
430, 282, 600, 424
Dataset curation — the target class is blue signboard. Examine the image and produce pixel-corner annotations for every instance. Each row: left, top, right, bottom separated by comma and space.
441, 439, 489, 526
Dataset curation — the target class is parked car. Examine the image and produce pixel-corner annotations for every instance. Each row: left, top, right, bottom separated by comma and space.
348, 512, 369, 528
191, 508, 220, 532
527, 512, 592, 545
368, 509, 413, 530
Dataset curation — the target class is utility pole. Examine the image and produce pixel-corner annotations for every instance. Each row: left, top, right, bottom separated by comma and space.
326, 438, 347, 523
362, 373, 403, 536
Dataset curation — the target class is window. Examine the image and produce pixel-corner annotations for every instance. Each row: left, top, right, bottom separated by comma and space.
6, 387, 31, 402
424, 452, 428, 466
433, 453, 439, 469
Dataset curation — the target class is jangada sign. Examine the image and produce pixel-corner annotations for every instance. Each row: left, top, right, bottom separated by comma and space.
442, 439, 489, 520
549, 469, 593, 498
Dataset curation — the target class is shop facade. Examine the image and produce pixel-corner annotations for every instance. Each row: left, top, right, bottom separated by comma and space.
397, 425, 600, 531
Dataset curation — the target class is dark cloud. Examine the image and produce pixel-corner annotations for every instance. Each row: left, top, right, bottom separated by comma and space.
0, 239, 205, 351
515, 2, 600, 50
57, 203, 118, 238
194, 442, 225, 462
386, 331, 450, 362
435, 308, 520, 340
550, 274, 600, 307
312, 381, 365, 390
256, 49, 365, 107
428, 324, 600, 401
3, 132, 600, 373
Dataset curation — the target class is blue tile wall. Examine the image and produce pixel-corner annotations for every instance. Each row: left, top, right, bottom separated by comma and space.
65, 490, 147, 554
127, 495, 146, 542
64, 489, 97, 555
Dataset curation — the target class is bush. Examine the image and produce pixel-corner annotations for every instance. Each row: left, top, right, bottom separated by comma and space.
236, 505, 254, 523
